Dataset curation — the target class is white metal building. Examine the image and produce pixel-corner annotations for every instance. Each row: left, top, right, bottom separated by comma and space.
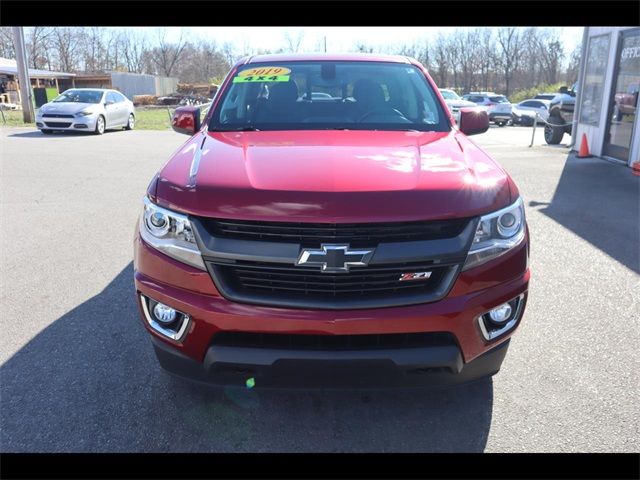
573, 27, 639, 166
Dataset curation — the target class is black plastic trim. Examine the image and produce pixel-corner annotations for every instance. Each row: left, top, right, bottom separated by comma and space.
151, 334, 511, 389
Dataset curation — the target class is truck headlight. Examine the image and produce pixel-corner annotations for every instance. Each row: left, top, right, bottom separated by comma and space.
139, 196, 205, 270
77, 110, 94, 116
463, 197, 526, 271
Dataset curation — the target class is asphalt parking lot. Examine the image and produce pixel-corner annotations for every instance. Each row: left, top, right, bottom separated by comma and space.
1, 125, 638, 452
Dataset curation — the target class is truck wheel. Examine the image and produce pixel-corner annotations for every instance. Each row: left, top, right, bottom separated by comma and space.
544, 116, 564, 144
94, 115, 105, 135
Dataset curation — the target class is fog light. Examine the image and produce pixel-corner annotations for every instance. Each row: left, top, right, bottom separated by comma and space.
478, 294, 525, 341
153, 302, 177, 325
140, 294, 190, 342
488, 303, 512, 324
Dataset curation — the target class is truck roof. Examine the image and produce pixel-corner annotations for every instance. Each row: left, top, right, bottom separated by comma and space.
239, 52, 415, 66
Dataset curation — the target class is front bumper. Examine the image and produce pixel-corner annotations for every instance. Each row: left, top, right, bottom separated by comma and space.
134, 231, 529, 388
36, 113, 97, 131
489, 112, 512, 122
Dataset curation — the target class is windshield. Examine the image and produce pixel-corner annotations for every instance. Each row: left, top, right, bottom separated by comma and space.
53, 90, 103, 104
209, 61, 449, 132
439, 90, 460, 100
489, 95, 509, 104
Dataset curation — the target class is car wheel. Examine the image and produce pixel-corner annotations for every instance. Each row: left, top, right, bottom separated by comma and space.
544, 116, 564, 144
94, 115, 105, 135
41, 129, 52, 134
125, 113, 135, 130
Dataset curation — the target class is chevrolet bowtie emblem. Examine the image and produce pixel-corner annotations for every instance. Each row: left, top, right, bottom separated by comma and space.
295, 244, 375, 273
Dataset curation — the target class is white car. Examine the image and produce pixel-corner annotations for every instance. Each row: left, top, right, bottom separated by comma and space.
462, 92, 513, 127
512, 99, 551, 125
36, 88, 135, 135
438, 88, 477, 123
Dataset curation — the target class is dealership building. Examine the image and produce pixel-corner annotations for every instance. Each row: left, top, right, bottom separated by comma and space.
573, 27, 639, 166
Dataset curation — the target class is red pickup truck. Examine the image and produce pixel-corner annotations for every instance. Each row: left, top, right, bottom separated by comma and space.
133, 53, 530, 388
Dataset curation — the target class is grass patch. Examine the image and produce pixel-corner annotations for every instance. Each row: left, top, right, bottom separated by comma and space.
134, 107, 174, 130
0, 107, 184, 131
0, 110, 35, 127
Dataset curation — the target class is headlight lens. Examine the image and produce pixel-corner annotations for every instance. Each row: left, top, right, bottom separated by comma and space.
463, 197, 526, 271
77, 110, 94, 116
139, 197, 205, 270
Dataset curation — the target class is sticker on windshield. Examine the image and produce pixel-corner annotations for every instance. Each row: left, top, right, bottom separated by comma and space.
233, 66, 291, 83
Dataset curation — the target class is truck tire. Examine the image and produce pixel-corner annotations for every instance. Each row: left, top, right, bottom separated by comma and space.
544, 116, 564, 144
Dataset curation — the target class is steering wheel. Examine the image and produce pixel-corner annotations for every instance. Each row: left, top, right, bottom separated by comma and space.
357, 108, 410, 123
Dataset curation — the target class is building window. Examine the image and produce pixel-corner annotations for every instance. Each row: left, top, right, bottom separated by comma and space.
579, 34, 611, 126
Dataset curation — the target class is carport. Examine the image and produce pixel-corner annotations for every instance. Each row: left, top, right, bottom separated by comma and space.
0, 57, 76, 108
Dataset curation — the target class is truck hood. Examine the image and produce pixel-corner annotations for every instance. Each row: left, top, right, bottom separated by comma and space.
155, 130, 513, 223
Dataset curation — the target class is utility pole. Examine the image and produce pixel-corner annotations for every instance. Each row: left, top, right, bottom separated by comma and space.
12, 26, 34, 123
324, 36, 327, 53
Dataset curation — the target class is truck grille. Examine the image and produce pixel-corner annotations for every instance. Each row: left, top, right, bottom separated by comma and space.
207, 260, 459, 309
193, 217, 474, 309
42, 114, 74, 119
200, 217, 469, 247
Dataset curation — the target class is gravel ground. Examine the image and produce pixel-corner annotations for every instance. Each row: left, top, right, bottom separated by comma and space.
1, 125, 638, 452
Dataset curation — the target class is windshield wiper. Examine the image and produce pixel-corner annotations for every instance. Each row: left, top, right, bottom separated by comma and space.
212, 126, 261, 132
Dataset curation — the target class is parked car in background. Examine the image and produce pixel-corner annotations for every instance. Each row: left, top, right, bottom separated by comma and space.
36, 88, 135, 135
511, 99, 551, 125
613, 83, 638, 120
462, 92, 513, 126
544, 83, 577, 144
534, 93, 557, 101
135, 53, 529, 389
438, 88, 477, 123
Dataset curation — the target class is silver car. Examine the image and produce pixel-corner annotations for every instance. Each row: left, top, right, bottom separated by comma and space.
438, 88, 477, 123
36, 88, 135, 135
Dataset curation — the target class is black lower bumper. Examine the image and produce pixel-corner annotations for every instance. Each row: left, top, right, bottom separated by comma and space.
151, 335, 510, 389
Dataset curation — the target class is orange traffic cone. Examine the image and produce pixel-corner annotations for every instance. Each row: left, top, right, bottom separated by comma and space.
577, 134, 591, 158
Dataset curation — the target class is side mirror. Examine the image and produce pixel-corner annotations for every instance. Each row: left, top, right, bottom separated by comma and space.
104, 100, 114, 106
458, 107, 489, 136
559, 86, 569, 94
172, 106, 201, 135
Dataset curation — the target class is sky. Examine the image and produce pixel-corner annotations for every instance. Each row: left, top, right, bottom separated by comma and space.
129, 26, 585, 57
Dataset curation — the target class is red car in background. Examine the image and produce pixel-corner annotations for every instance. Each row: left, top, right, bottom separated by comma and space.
614, 84, 639, 120
133, 53, 530, 388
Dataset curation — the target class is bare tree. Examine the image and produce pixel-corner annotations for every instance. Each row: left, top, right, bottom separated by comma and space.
52, 27, 82, 72
283, 29, 304, 53
496, 27, 523, 97
432, 34, 450, 88
444, 34, 461, 90
26, 27, 53, 69
478, 29, 496, 92
121, 29, 147, 73
150, 28, 187, 76
174, 40, 231, 84
81, 27, 107, 72
565, 44, 582, 84
0, 27, 16, 59
537, 28, 565, 85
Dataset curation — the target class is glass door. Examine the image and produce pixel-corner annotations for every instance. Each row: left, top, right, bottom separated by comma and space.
603, 28, 640, 162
